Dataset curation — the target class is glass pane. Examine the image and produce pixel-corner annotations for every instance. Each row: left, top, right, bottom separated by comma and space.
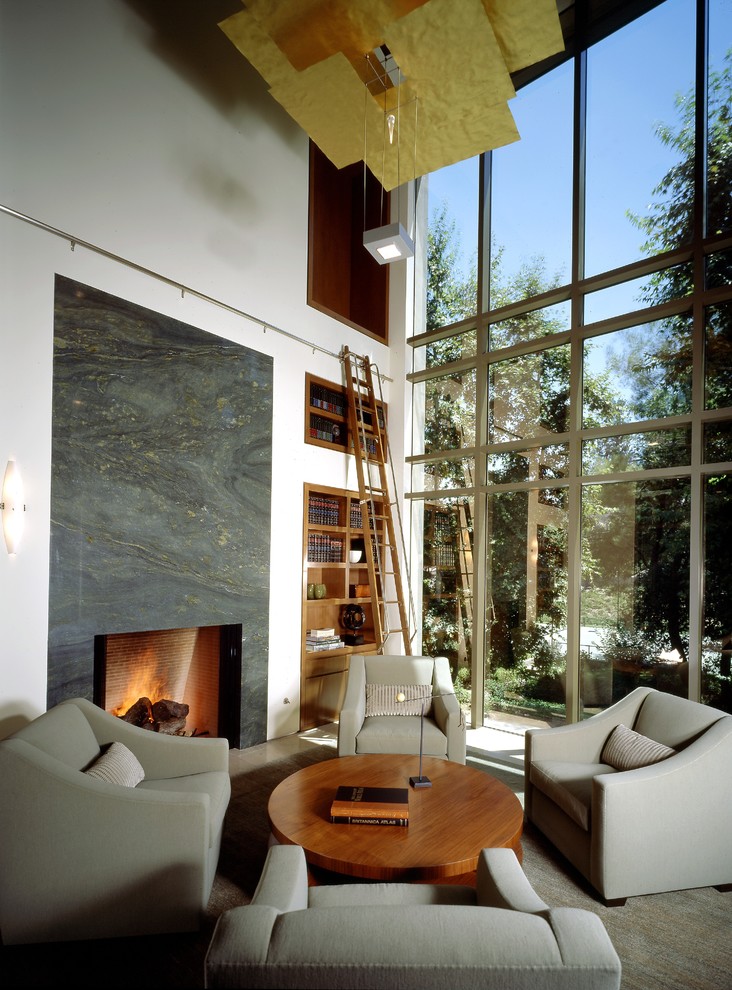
490, 61, 573, 309
582, 427, 691, 475
707, 0, 732, 238
580, 478, 690, 716
585, 0, 696, 276
487, 445, 568, 485
485, 489, 568, 724
489, 301, 570, 350
702, 472, 732, 712
422, 497, 474, 701
705, 302, 732, 410
583, 315, 693, 428
489, 344, 570, 443
425, 329, 477, 368
584, 265, 693, 324
704, 420, 732, 463
427, 158, 479, 327
421, 369, 476, 453
412, 458, 476, 492
706, 249, 732, 289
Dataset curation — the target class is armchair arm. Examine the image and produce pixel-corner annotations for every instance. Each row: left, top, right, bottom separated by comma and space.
251, 844, 309, 912
60, 697, 229, 778
0, 740, 213, 942
476, 847, 549, 914
432, 655, 466, 763
337, 655, 366, 756
592, 717, 732, 898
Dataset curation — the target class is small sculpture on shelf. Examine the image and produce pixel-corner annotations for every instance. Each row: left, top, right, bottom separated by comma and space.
341, 604, 366, 646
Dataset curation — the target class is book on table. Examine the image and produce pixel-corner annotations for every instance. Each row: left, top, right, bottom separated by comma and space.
330, 785, 409, 824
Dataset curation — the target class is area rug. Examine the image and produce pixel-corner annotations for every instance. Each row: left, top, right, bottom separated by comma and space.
1, 741, 729, 989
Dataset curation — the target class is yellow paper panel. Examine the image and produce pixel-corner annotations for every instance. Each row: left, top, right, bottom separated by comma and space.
219, 9, 294, 89
386, 0, 515, 107
220, 0, 562, 188
364, 93, 519, 191
270, 53, 381, 170
243, 0, 430, 74
483, 0, 565, 73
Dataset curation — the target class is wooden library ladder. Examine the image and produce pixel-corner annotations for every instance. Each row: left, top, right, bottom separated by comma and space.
341, 347, 414, 655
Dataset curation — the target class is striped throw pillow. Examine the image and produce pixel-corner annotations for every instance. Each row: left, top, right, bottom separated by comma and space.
84, 741, 145, 787
365, 683, 432, 716
601, 723, 675, 772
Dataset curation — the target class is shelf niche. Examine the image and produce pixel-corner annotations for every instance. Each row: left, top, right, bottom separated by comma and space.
300, 482, 384, 730
305, 372, 386, 455
307, 142, 389, 343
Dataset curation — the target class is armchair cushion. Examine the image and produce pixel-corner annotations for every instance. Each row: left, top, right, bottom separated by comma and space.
600, 722, 675, 772
529, 760, 615, 831
84, 740, 146, 787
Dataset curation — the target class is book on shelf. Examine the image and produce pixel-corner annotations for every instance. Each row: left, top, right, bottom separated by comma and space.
306, 636, 344, 651
306, 628, 335, 639
330, 785, 409, 821
330, 814, 409, 826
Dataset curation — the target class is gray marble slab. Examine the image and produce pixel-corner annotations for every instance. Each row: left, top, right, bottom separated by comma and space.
48, 275, 272, 747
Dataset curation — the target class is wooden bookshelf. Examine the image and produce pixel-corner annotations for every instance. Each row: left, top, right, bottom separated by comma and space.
305, 372, 386, 455
300, 482, 384, 730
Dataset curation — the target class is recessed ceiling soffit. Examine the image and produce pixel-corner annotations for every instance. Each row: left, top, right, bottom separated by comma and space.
219, 0, 565, 191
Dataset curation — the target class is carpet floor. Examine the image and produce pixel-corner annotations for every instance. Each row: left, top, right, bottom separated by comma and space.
1, 738, 730, 989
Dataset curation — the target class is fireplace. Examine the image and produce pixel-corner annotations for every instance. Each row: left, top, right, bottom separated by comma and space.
94, 624, 242, 746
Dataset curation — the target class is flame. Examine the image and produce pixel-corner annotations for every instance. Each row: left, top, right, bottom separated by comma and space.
110, 646, 169, 717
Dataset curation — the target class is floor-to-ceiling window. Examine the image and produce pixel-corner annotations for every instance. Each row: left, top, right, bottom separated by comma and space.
408, 0, 732, 726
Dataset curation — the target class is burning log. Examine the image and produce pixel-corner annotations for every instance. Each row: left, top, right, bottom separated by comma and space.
151, 699, 189, 736
120, 697, 154, 728
118, 697, 189, 735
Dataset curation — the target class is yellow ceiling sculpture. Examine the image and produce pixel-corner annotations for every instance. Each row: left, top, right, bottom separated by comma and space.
219, 0, 564, 191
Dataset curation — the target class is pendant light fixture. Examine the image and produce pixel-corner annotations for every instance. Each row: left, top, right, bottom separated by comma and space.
362, 48, 415, 265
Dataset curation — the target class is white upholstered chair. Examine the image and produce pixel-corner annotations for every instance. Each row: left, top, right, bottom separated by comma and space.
525, 686, 732, 904
337, 654, 466, 763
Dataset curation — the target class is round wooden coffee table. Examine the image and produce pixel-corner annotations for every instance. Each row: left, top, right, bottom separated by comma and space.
267, 753, 523, 883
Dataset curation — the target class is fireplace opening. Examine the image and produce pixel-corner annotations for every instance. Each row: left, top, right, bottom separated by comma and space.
94, 624, 241, 746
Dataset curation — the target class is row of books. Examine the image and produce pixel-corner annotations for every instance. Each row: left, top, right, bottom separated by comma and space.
310, 383, 346, 416
307, 533, 344, 562
350, 502, 376, 530
330, 785, 409, 826
308, 495, 341, 526
309, 415, 346, 446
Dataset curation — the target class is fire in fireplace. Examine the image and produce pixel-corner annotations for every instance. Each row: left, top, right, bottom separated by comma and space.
94, 625, 242, 744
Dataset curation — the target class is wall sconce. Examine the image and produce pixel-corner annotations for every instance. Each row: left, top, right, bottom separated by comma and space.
2, 460, 26, 555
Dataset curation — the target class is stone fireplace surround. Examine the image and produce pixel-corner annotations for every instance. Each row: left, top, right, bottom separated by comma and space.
47, 276, 272, 749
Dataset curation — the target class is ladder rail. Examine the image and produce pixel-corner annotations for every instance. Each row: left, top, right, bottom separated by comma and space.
341, 347, 413, 655
367, 358, 419, 642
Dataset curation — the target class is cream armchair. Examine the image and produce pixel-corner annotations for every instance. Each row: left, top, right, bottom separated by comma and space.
525, 686, 732, 904
0, 697, 231, 944
337, 654, 466, 763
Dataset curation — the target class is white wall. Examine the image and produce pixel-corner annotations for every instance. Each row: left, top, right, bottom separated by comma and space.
0, 0, 409, 739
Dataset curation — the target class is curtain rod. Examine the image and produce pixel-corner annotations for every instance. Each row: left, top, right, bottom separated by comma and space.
1, 203, 391, 379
